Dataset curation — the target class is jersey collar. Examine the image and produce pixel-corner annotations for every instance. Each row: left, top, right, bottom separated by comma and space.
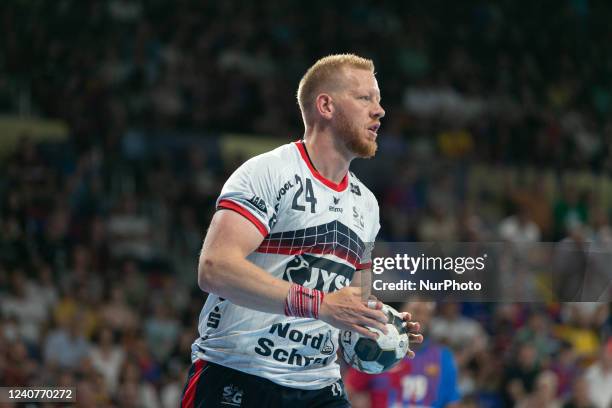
294, 140, 349, 192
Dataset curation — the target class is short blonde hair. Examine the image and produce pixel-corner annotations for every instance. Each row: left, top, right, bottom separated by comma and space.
297, 54, 374, 125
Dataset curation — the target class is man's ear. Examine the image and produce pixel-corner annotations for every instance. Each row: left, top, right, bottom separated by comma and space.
315, 93, 334, 120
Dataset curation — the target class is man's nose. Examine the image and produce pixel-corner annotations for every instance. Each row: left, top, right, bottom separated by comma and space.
372, 102, 385, 119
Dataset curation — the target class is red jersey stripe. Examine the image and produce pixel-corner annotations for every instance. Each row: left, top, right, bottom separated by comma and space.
217, 199, 269, 237
294, 141, 349, 192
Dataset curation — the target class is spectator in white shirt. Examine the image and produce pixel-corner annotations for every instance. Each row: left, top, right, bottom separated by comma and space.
499, 206, 541, 245
584, 339, 612, 408
90, 327, 125, 395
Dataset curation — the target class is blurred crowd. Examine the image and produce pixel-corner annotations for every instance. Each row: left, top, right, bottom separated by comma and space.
2, 0, 612, 170
1, 0, 612, 407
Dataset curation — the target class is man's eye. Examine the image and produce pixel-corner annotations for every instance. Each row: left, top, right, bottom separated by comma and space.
359, 96, 370, 101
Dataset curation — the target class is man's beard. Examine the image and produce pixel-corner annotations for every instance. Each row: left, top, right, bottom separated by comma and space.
334, 107, 377, 158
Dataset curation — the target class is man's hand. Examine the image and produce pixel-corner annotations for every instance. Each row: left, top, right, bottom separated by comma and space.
399, 311, 424, 359
318, 286, 389, 339
319, 287, 426, 348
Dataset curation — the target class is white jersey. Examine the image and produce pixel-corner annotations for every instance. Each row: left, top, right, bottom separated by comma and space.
191, 141, 380, 390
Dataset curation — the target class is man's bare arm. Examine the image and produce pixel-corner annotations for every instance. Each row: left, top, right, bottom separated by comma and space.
197, 209, 389, 338
198, 210, 290, 313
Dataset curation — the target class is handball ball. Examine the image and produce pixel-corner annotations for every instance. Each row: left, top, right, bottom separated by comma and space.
340, 303, 410, 374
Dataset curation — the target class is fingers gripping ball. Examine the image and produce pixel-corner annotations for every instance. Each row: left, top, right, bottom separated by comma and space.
340, 304, 410, 374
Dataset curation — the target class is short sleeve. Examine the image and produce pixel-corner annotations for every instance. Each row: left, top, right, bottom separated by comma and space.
216, 157, 278, 237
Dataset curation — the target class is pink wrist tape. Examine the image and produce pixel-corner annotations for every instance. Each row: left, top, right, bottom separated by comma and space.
284, 283, 325, 319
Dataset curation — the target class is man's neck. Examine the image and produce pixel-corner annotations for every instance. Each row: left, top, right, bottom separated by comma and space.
303, 127, 352, 184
